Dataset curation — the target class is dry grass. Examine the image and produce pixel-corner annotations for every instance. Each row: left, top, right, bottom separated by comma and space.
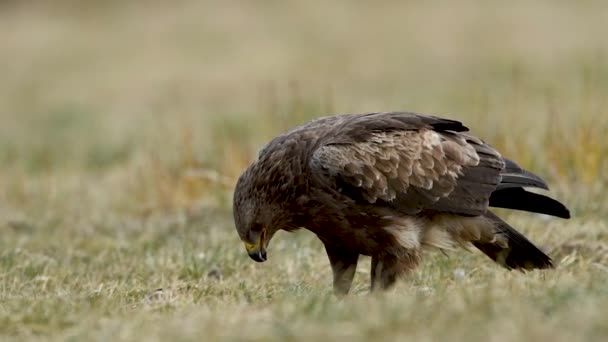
1, 1, 608, 341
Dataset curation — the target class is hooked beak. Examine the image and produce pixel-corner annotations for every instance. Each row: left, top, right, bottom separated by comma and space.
244, 233, 267, 262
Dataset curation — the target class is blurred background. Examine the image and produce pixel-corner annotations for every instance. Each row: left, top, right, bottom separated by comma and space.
1, 1, 608, 339
1, 0, 607, 218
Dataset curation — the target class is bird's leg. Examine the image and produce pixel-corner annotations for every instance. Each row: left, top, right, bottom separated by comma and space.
370, 250, 420, 292
323, 243, 359, 296
370, 254, 397, 291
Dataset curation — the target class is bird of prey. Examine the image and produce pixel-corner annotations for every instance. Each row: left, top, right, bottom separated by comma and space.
233, 112, 570, 294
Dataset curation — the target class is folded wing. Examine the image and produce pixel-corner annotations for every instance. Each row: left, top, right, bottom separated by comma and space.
309, 112, 505, 216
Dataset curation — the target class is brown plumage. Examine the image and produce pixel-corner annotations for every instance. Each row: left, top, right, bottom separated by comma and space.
233, 112, 570, 294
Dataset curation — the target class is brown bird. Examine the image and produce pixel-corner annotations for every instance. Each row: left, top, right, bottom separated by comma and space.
232, 112, 570, 294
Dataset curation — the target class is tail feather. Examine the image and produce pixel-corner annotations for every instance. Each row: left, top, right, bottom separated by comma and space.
489, 188, 570, 219
470, 159, 565, 270
474, 211, 553, 270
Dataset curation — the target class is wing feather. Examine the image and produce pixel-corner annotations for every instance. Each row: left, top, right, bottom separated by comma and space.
309, 112, 505, 216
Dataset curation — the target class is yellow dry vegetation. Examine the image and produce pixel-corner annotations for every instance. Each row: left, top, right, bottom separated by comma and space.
0, 1, 607, 341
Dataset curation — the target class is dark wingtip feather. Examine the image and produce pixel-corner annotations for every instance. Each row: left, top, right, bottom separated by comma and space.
501, 159, 550, 190
489, 188, 571, 219
428, 117, 469, 132
557, 206, 571, 219
499, 173, 549, 190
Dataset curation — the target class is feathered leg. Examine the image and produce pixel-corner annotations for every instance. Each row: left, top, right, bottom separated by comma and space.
370, 249, 420, 291
323, 243, 359, 295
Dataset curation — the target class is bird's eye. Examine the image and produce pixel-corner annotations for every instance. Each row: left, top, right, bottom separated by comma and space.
251, 222, 264, 232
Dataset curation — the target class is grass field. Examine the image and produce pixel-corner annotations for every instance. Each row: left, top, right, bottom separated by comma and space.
1, 1, 608, 341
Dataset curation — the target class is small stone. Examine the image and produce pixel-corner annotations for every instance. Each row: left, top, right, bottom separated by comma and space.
453, 268, 466, 280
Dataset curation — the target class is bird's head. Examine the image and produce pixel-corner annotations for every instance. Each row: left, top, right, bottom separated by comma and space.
232, 167, 284, 263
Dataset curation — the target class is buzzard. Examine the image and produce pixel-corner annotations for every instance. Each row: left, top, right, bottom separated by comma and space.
232, 112, 570, 294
